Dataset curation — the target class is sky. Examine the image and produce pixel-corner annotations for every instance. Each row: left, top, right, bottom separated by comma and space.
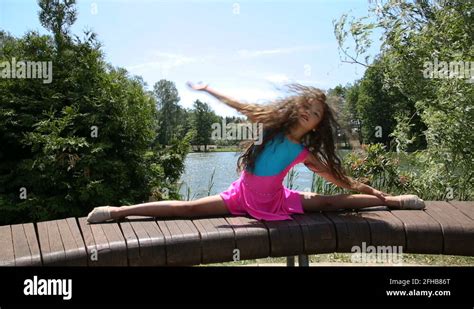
0, 0, 379, 117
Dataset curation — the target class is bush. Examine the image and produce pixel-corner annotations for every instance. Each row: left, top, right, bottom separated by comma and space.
0, 7, 189, 224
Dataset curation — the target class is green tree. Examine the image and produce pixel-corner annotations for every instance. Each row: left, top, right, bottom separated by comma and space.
356, 58, 398, 146
191, 100, 218, 151
153, 79, 182, 145
38, 0, 77, 50
334, 0, 473, 199
0, 1, 189, 224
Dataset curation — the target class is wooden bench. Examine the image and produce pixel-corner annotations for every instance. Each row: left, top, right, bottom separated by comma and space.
0, 201, 473, 266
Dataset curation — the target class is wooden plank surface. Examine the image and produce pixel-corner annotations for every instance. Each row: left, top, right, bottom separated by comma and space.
356, 209, 406, 248
23, 223, 42, 266
390, 210, 443, 254
38, 219, 87, 266
11, 223, 42, 266
225, 216, 270, 260
37, 220, 66, 266
193, 217, 236, 264
424, 201, 474, 256
292, 213, 337, 254
264, 219, 304, 257
119, 219, 141, 265
0, 225, 15, 266
57, 218, 88, 266
157, 219, 201, 266
325, 211, 371, 252
1, 200, 473, 267
120, 216, 166, 266
448, 201, 474, 221
78, 217, 128, 266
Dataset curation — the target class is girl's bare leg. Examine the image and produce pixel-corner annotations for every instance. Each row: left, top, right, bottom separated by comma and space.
109, 194, 230, 219
299, 192, 404, 212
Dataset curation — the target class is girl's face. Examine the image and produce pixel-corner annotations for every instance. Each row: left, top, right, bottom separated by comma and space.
298, 99, 325, 132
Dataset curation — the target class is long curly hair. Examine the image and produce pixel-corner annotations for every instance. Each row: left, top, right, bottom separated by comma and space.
236, 83, 351, 186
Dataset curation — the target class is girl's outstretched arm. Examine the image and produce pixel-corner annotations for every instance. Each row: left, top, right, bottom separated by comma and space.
304, 153, 391, 201
187, 81, 262, 122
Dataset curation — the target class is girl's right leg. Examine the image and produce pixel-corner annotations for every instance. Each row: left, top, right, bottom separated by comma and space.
108, 194, 231, 220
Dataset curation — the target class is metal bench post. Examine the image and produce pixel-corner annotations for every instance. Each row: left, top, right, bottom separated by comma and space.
286, 256, 295, 266
298, 254, 309, 267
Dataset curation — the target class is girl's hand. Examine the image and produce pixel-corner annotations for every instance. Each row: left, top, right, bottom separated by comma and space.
186, 81, 208, 91
371, 189, 391, 202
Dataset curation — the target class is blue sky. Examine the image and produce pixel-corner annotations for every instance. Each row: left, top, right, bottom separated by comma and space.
0, 0, 378, 116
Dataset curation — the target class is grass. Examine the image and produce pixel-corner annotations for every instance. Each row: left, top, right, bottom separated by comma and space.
200, 253, 474, 266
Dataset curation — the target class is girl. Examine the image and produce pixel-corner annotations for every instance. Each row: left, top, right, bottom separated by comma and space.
87, 82, 425, 223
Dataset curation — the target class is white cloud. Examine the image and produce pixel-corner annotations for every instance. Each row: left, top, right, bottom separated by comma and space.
126, 51, 201, 75
236, 45, 323, 59
264, 73, 290, 84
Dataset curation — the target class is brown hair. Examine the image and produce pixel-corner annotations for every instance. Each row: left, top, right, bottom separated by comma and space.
236, 83, 351, 186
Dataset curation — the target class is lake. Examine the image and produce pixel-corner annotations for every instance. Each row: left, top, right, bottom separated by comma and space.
178, 151, 315, 199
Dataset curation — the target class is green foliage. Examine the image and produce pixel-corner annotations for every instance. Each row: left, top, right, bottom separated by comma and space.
344, 143, 406, 193
333, 0, 472, 199
191, 99, 219, 150
0, 2, 189, 224
153, 79, 182, 145
311, 142, 472, 200
356, 59, 398, 146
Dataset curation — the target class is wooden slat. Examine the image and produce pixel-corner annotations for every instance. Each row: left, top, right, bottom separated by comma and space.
23, 223, 42, 266
292, 213, 337, 254
120, 216, 166, 266
56, 218, 88, 266
424, 201, 474, 256
0, 225, 15, 266
325, 211, 371, 252
193, 217, 236, 264
38, 219, 85, 266
356, 209, 406, 248
119, 219, 141, 266
264, 219, 304, 257
448, 201, 474, 221
225, 216, 270, 260
37, 220, 66, 266
11, 224, 32, 266
390, 210, 443, 254
78, 217, 127, 266
11, 223, 42, 266
156, 219, 201, 266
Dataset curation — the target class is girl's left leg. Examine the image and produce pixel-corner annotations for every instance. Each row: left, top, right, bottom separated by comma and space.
298, 192, 403, 212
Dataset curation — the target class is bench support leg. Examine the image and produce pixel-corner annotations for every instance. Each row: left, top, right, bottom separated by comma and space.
298, 254, 309, 267
286, 256, 295, 267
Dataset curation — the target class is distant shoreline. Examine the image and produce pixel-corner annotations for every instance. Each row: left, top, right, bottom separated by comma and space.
190, 147, 240, 153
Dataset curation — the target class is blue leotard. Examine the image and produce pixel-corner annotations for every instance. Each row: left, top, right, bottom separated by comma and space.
248, 131, 304, 176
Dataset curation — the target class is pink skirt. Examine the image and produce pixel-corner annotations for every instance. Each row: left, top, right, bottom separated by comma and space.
219, 148, 310, 221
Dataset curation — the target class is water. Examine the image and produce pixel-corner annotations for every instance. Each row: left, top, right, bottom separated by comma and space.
178, 151, 315, 199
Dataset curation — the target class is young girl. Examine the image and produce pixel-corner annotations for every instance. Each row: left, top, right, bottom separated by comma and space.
87, 82, 425, 223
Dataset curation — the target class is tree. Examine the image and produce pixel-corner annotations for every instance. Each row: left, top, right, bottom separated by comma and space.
153, 79, 182, 145
326, 85, 351, 148
334, 0, 473, 199
0, 1, 189, 224
38, 0, 77, 50
356, 58, 398, 146
191, 100, 218, 151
